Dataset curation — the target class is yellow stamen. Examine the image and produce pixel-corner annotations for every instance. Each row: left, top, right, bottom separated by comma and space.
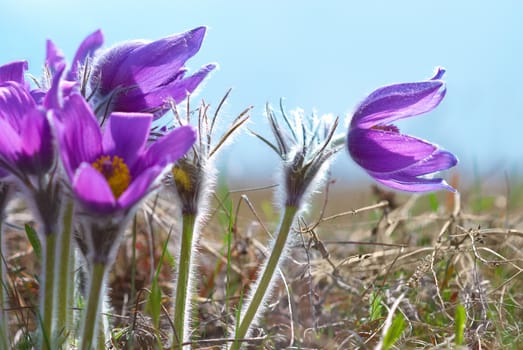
92, 155, 131, 198
172, 165, 192, 192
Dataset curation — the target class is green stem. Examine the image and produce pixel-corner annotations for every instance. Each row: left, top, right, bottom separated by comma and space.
0, 217, 9, 349
66, 245, 76, 341
127, 215, 137, 350
80, 262, 106, 350
172, 214, 196, 349
41, 233, 57, 350
231, 205, 298, 350
55, 200, 74, 340
97, 315, 106, 350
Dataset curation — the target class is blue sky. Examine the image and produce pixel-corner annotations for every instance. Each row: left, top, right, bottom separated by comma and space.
1, 0, 522, 187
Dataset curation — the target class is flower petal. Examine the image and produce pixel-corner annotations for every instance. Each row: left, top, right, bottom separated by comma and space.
95, 26, 207, 96
118, 165, 163, 210
73, 163, 116, 213
102, 112, 151, 167
0, 61, 28, 83
92, 41, 142, 95
115, 63, 216, 112
347, 128, 438, 174
18, 109, 54, 174
0, 117, 23, 167
369, 172, 455, 192
399, 150, 457, 177
0, 82, 36, 127
44, 62, 66, 110
46, 40, 66, 75
351, 80, 445, 129
119, 26, 206, 90
30, 89, 46, 105
140, 125, 196, 171
431, 67, 446, 80
67, 29, 104, 81
149, 63, 216, 104
55, 94, 102, 179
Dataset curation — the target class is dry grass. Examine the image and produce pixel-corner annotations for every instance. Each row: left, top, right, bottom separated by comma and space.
2, 175, 523, 349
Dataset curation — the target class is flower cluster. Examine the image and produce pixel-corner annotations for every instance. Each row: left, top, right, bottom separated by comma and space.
0, 22, 459, 350
0, 27, 213, 349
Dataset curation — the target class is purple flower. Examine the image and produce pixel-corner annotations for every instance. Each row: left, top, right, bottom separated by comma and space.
0, 61, 67, 235
54, 94, 196, 215
347, 68, 458, 192
89, 26, 216, 117
0, 61, 29, 179
0, 72, 54, 180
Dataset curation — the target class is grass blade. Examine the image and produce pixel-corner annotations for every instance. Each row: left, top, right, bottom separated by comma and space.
382, 314, 405, 350
24, 224, 41, 260
455, 304, 466, 346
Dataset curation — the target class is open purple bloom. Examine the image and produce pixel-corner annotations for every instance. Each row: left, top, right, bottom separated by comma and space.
347, 68, 458, 192
54, 94, 195, 263
89, 26, 216, 117
54, 94, 196, 215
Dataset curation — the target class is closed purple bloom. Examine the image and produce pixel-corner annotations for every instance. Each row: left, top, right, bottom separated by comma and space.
0, 79, 54, 179
54, 94, 196, 215
90, 26, 216, 117
347, 68, 458, 192
0, 61, 65, 234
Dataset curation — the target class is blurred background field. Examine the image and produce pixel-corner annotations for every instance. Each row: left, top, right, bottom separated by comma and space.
3, 174, 523, 349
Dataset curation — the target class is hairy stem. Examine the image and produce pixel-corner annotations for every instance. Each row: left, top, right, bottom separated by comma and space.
0, 217, 8, 349
41, 232, 57, 350
172, 214, 196, 349
231, 205, 298, 350
80, 262, 106, 350
55, 200, 74, 340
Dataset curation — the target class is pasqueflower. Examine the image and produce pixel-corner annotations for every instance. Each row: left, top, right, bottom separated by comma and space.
52, 93, 195, 349
0, 60, 65, 348
89, 26, 215, 118
53, 94, 195, 261
347, 68, 458, 192
0, 61, 58, 212
0, 61, 32, 180
0, 81, 54, 177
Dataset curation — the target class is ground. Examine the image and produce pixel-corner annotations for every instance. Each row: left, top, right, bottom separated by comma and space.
3, 175, 523, 349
